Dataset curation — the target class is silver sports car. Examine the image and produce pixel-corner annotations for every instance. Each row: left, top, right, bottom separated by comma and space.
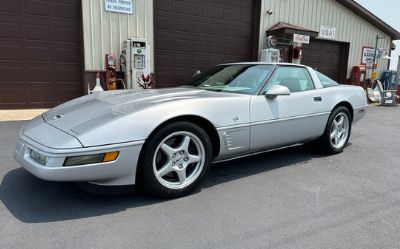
14, 62, 367, 198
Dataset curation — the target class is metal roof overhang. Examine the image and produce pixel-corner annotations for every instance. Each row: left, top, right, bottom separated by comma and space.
266, 22, 319, 38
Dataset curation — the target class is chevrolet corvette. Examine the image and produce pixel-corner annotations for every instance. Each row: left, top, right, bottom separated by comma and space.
14, 63, 367, 198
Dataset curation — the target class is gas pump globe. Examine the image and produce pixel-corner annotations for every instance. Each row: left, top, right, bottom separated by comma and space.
121, 38, 151, 90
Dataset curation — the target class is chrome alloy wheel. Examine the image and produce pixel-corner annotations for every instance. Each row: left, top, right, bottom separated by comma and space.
152, 131, 205, 189
329, 112, 349, 149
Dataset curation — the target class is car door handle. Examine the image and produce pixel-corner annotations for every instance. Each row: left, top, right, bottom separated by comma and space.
314, 96, 322, 102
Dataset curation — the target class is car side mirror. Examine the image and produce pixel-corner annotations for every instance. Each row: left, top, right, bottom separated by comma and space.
264, 85, 291, 98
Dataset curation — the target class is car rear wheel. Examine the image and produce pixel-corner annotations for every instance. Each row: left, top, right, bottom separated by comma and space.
140, 122, 212, 198
319, 106, 352, 154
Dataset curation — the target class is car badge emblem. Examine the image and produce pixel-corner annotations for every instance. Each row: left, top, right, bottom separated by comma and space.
52, 114, 64, 120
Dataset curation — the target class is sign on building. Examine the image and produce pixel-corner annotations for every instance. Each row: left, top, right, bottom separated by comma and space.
361, 46, 382, 67
105, 0, 133, 14
293, 34, 310, 44
320, 26, 336, 40
361, 47, 375, 66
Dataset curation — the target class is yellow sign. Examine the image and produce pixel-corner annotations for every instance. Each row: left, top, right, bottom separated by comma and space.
371, 71, 377, 79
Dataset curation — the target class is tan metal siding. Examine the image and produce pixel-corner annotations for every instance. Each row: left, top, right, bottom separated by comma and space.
259, 0, 391, 77
82, 0, 154, 71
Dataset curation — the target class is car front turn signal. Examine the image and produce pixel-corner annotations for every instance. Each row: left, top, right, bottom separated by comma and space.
63, 151, 119, 167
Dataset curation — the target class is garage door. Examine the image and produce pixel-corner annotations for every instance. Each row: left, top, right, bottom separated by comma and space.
154, 0, 256, 87
0, 0, 82, 109
302, 39, 349, 83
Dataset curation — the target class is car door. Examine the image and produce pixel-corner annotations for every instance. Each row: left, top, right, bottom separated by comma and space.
250, 65, 328, 151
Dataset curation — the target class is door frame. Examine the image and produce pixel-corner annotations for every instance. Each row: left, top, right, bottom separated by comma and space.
251, 0, 262, 61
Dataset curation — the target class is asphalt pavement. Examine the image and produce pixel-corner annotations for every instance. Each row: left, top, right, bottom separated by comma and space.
1, 106, 400, 249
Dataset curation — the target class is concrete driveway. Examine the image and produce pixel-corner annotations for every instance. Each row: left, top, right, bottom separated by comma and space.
1, 106, 399, 249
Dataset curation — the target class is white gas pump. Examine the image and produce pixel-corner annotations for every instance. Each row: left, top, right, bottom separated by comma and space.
260, 48, 280, 62
121, 38, 151, 90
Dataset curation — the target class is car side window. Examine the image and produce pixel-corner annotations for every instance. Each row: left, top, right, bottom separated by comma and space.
263, 66, 315, 93
316, 71, 339, 87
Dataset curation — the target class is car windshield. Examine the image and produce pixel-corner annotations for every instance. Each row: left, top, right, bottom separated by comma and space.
183, 64, 274, 94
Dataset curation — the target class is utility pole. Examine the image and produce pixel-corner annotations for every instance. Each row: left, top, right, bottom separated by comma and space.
397, 55, 400, 83
372, 35, 387, 80
373, 35, 379, 74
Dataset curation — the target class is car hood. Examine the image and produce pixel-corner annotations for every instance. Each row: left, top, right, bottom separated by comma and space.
42, 87, 238, 142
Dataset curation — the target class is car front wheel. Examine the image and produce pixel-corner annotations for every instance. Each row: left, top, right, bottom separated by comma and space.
140, 122, 212, 198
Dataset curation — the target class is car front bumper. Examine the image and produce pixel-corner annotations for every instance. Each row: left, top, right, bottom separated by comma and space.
14, 135, 145, 186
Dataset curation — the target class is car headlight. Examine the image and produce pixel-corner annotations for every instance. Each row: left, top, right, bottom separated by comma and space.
63, 151, 119, 167
29, 149, 48, 165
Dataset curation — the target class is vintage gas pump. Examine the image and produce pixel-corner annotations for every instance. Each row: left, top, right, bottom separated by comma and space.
380, 70, 398, 90
260, 48, 280, 62
121, 38, 151, 90
260, 35, 280, 63
105, 54, 117, 90
349, 65, 366, 86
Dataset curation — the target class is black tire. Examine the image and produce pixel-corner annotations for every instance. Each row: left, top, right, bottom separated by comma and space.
315, 106, 352, 154
139, 122, 212, 198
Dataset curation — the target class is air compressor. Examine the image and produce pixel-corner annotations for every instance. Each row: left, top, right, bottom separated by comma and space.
121, 38, 151, 90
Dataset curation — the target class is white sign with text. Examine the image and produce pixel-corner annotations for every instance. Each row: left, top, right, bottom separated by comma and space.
320, 26, 336, 40
293, 34, 310, 44
105, 0, 133, 14
361, 47, 375, 66
362, 47, 383, 66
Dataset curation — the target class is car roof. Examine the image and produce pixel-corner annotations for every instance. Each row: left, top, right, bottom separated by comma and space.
218, 62, 310, 68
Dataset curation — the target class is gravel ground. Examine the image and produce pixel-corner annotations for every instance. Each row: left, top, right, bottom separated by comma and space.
0, 106, 399, 249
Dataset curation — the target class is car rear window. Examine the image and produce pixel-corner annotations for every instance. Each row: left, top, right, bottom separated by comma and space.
316, 71, 339, 87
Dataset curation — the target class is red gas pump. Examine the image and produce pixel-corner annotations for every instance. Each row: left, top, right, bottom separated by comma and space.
349, 65, 366, 86
105, 54, 117, 90
293, 47, 303, 60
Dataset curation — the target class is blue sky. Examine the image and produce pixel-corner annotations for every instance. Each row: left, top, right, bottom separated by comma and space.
355, 0, 400, 70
